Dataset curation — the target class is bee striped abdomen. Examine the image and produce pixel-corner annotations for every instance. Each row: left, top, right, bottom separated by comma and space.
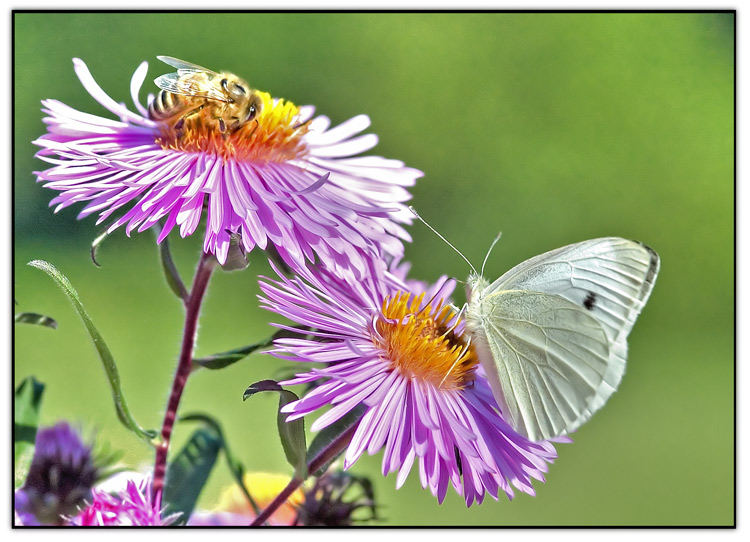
149, 91, 185, 120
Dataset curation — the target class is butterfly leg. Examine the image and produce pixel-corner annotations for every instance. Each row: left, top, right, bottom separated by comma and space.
442, 303, 468, 339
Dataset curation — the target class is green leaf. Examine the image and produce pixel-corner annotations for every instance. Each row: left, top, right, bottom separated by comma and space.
14, 312, 57, 329
90, 230, 110, 267
179, 413, 260, 515
243, 380, 307, 479
14, 377, 45, 489
28, 260, 157, 446
91, 438, 126, 483
307, 404, 366, 477
156, 233, 189, 302
356, 475, 378, 520
162, 426, 222, 524
192, 328, 300, 371
193, 340, 272, 371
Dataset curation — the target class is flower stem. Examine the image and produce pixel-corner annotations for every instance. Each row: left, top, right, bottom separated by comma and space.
249, 422, 359, 526
152, 251, 216, 499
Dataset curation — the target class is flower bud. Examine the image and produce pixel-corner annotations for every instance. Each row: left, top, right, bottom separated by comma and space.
297, 471, 377, 526
15, 423, 97, 525
220, 231, 249, 271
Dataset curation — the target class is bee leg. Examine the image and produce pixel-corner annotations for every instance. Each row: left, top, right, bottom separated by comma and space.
217, 103, 231, 137
218, 119, 233, 141
247, 119, 260, 138
174, 105, 205, 136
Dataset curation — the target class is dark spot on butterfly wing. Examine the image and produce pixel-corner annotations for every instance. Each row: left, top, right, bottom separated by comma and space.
583, 291, 597, 311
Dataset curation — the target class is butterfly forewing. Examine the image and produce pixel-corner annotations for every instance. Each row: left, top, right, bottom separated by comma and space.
489, 237, 659, 342
469, 237, 659, 441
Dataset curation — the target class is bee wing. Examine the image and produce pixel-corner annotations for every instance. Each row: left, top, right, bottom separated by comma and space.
153, 73, 232, 103
156, 55, 216, 74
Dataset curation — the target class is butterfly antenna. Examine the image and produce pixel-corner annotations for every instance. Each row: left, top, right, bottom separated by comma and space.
409, 206, 477, 275
480, 231, 503, 277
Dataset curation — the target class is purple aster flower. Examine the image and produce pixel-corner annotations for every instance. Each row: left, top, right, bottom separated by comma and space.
34, 58, 422, 276
72, 474, 178, 526
259, 262, 570, 507
15, 422, 97, 526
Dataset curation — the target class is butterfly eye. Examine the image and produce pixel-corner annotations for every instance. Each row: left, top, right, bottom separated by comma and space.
221, 78, 229, 92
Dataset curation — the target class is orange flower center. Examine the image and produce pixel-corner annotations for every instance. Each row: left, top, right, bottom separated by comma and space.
374, 291, 478, 390
153, 91, 309, 163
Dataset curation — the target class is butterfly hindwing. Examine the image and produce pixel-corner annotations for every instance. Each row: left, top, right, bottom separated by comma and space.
468, 237, 659, 441
473, 290, 611, 441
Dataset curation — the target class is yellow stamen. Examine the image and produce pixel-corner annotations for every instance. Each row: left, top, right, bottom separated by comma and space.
374, 291, 478, 390
154, 91, 309, 163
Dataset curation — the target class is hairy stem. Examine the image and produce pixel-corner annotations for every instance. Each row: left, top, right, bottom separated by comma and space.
152, 252, 216, 499
249, 422, 358, 526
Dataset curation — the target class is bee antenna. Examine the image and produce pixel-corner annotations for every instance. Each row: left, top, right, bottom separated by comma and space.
480, 231, 503, 277
409, 206, 477, 275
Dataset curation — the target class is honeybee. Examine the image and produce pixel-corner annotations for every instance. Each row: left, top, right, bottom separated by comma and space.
149, 56, 263, 134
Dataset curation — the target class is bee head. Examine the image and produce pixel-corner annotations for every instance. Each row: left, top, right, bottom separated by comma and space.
244, 94, 263, 122
219, 76, 246, 99
219, 74, 262, 123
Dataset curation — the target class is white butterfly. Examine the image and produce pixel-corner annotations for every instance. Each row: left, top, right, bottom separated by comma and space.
462, 236, 660, 442
409, 209, 660, 441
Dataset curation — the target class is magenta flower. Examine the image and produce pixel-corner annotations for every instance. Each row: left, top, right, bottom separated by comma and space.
72, 475, 178, 526
259, 262, 569, 506
34, 58, 421, 276
14, 422, 97, 526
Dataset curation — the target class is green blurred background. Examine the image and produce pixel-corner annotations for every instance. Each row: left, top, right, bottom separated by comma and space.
13, 12, 733, 525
